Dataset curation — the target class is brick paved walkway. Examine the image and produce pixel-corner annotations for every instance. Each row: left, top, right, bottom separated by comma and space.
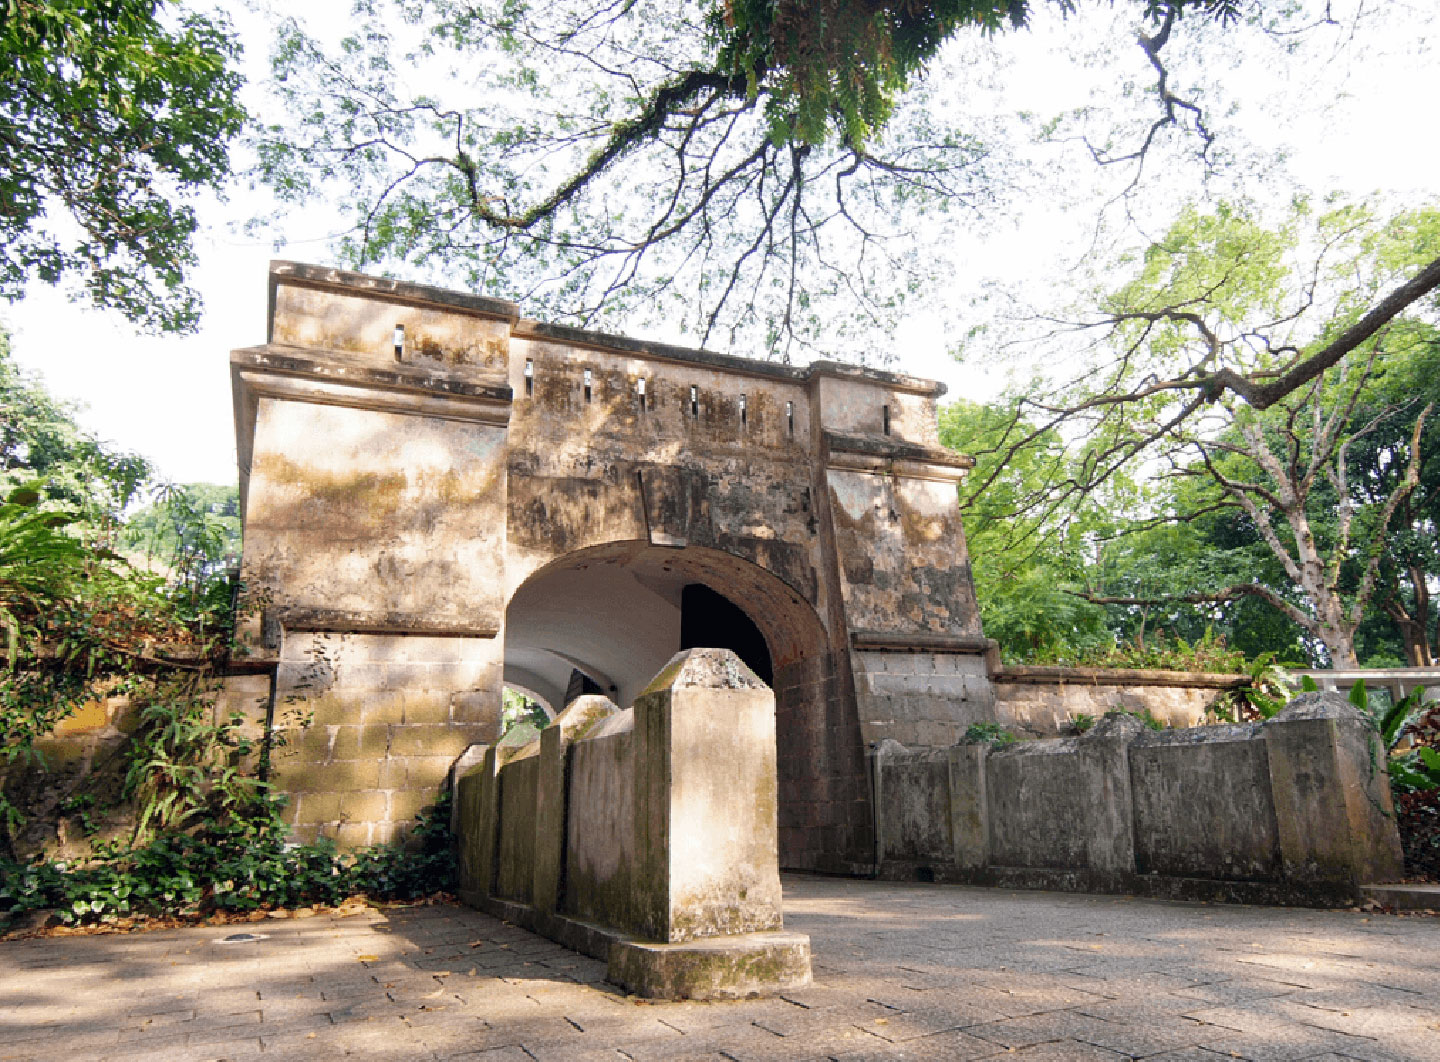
2, 875, 1437, 1062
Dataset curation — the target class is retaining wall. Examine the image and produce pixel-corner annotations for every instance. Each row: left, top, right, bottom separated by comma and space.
872, 692, 1405, 905
991, 666, 1249, 736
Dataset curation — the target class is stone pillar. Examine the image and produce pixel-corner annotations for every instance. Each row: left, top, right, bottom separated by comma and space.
455, 746, 501, 905
867, 739, 902, 866
1076, 713, 1144, 875
947, 743, 989, 869
448, 742, 490, 838
1264, 692, 1405, 890
633, 648, 785, 943
532, 695, 619, 916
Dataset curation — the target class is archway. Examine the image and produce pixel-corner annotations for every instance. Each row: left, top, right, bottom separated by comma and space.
502, 541, 870, 870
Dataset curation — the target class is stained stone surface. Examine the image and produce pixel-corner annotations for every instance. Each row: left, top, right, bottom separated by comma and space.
3, 875, 1437, 1062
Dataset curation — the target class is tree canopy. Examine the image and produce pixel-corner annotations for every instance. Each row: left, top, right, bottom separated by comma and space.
959, 202, 1440, 667
0, 329, 150, 519
256, 0, 1277, 362
0, 0, 246, 332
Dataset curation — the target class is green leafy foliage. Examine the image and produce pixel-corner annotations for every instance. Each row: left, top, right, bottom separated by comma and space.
0, 336, 244, 838
0, 793, 457, 925
1389, 747, 1440, 795
1347, 678, 1423, 752
1335, 679, 1439, 803
714, 0, 1033, 149
1026, 627, 1252, 673
346, 792, 457, 902
967, 201, 1440, 669
501, 686, 549, 737
939, 399, 1113, 662
1105, 707, 1167, 731
0, 334, 151, 518
120, 483, 241, 628
0, 483, 88, 668
1217, 652, 1293, 721
122, 678, 263, 843
717, 0, 1243, 150
961, 722, 1016, 746
0, 0, 247, 331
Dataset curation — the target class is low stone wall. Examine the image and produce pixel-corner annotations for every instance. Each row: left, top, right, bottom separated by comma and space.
872, 693, 1405, 906
455, 648, 810, 999
991, 665, 1249, 736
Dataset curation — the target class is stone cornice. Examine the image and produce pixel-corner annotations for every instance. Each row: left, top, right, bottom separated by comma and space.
824, 430, 973, 482
851, 630, 995, 654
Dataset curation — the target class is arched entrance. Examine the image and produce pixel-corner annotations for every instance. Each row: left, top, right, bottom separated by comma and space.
502, 540, 871, 870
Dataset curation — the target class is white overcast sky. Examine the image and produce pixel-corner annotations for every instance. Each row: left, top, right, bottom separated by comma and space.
2, 1, 1436, 486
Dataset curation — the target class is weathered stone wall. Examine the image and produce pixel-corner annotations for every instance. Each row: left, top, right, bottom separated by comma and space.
853, 648, 995, 747
871, 693, 1406, 906
494, 749, 540, 903
269, 280, 512, 373
267, 632, 501, 847
1130, 725, 1280, 880
503, 327, 817, 593
992, 666, 1248, 736
232, 260, 988, 866
241, 396, 510, 631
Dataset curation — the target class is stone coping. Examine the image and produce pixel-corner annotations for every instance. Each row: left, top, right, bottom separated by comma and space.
1291, 667, 1440, 685
1361, 883, 1440, 911
516, 318, 809, 384
268, 606, 500, 639
993, 664, 1251, 689
270, 260, 520, 323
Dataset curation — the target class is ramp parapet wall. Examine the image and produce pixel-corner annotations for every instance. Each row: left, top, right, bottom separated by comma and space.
990, 665, 1251, 736
871, 692, 1405, 906
455, 648, 811, 1000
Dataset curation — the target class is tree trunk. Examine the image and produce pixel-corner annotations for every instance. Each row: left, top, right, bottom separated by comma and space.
1324, 638, 1360, 669
1381, 593, 1431, 667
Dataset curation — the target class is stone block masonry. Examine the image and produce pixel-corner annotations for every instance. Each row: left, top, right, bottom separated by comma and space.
991, 664, 1250, 735
456, 648, 811, 1000
229, 259, 988, 866
871, 692, 1405, 906
268, 631, 502, 847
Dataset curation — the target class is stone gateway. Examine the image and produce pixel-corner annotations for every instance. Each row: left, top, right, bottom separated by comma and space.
229, 261, 1404, 911
231, 261, 994, 871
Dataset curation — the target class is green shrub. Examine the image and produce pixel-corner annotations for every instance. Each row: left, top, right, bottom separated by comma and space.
1012, 627, 1252, 673
961, 722, 1016, 746
0, 792, 456, 927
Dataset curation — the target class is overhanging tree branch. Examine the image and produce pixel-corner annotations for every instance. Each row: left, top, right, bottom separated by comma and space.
1073, 582, 1316, 631
1202, 254, 1440, 409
